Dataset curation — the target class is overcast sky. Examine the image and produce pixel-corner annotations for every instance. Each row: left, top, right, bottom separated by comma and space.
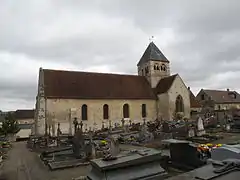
0, 0, 240, 111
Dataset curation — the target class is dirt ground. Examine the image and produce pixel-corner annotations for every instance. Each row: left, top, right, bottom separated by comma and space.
1, 142, 90, 180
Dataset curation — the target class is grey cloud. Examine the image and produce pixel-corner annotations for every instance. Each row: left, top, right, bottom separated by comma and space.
1, 0, 240, 109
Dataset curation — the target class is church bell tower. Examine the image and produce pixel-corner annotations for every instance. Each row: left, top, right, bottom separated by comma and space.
137, 42, 170, 88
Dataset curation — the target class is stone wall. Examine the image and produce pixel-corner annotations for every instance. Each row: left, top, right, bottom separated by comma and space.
45, 99, 157, 135
168, 75, 191, 119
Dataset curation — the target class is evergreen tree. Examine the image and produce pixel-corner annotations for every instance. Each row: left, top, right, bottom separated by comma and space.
0, 112, 20, 135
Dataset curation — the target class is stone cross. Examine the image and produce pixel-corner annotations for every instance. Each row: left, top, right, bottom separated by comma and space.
121, 118, 125, 127
109, 120, 112, 131
102, 121, 105, 130
73, 118, 78, 134
143, 118, 146, 125
129, 119, 132, 126
79, 121, 83, 131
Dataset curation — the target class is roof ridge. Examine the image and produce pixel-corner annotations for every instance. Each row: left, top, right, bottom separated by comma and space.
43, 68, 141, 77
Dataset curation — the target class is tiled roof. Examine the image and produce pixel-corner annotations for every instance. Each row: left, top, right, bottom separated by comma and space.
15, 109, 35, 119
43, 69, 157, 100
137, 42, 169, 66
189, 90, 201, 108
155, 74, 177, 94
201, 89, 240, 103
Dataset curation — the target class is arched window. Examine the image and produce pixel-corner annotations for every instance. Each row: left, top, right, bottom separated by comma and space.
123, 103, 130, 118
161, 64, 166, 71
142, 104, 147, 118
154, 64, 160, 70
103, 104, 109, 119
81, 104, 88, 120
145, 66, 149, 74
175, 95, 184, 113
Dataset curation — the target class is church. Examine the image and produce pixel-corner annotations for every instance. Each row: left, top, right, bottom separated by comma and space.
34, 42, 192, 136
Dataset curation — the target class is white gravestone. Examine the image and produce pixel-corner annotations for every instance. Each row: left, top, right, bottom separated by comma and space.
197, 117, 206, 136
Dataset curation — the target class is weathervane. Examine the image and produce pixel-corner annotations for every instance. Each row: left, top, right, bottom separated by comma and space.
149, 36, 155, 43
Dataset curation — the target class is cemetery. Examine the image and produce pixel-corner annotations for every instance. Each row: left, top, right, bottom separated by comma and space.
22, 114, 240, 179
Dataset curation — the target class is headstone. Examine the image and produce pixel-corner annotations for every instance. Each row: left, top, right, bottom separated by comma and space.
197, 116, 206, 136
102, 121, 105, 129
129, 119, 132, 126
72, 130, 85, 158
108, 136, 120, 156
188, 128, 195, 138
162, 121, 170, 133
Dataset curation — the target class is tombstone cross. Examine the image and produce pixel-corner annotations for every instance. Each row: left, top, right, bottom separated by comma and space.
79, 120, 83, 131
121, 118, 125, 127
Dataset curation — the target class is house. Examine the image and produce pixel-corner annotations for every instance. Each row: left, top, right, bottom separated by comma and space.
196, 89, 240, 111
34, 42, 191, 136
196, 89, 240, 121
15, 109, 35, 139
15, 109, 35, 125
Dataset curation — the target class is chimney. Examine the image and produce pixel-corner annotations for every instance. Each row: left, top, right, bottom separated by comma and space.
188, 87, 190, 90
227, 88, 230, 91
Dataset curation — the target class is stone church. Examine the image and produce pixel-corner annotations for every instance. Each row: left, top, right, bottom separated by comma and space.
34, 42, 191, 136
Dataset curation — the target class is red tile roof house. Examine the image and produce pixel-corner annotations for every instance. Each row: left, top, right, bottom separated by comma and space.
14, 109, 35, 140
196, 89, 240, 122
34, 42, 195, 136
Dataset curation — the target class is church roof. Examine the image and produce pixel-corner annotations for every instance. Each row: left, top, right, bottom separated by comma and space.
155, 74, 177, 94
43, 69, 157, 100
137, 42, 169, 66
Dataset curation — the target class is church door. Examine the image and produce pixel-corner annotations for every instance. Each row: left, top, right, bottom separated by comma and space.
175, 95, 184, 113
123, 104, 130, 118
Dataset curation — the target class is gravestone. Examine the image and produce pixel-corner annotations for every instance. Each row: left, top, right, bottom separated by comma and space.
108, 136, 120, 156
197, 116, 206, 136
139, 123, 154, 143
72, 130, 85, 158
188, 127, 195, 138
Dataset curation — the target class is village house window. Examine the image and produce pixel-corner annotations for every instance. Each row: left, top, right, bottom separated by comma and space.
123, 103, 130, 118
103, 104, 109, 119
81, 104, 88, 120
175, 95, 184, 112
141, 104, 147, 118
201, 94, 205, 100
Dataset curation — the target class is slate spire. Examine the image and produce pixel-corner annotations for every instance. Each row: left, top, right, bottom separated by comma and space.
137, 42, 169, 66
